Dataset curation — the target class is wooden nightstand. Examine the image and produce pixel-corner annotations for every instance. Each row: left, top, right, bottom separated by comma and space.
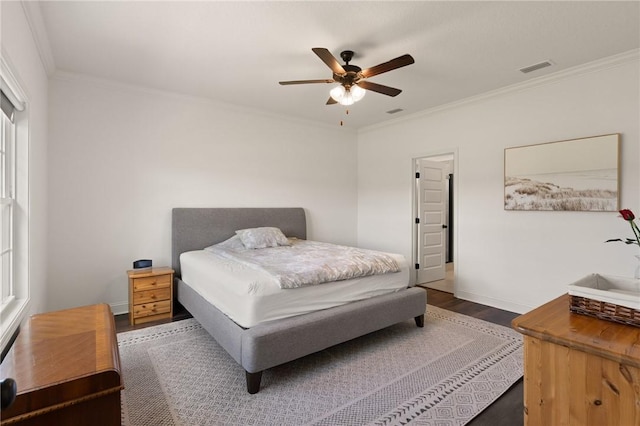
127, 267, 174, 325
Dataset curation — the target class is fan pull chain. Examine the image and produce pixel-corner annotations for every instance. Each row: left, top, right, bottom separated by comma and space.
339, 109, 350, 126
340, 109, 349, 126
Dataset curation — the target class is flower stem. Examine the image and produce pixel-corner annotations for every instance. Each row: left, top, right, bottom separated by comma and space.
631, 220, 640, 247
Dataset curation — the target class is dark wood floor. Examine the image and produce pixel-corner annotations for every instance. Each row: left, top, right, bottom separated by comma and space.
114, 289, 523, 425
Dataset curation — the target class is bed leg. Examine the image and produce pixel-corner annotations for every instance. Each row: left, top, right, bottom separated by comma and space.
246, 370, 263, 394
415, 314, 424, 328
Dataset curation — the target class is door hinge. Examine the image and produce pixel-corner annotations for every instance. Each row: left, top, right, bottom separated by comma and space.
415, 217, 420, 224
415, 263, 420, 270
415, 172, 420, 179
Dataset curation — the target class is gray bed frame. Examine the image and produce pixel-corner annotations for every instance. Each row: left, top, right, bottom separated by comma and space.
172, 207, 426, 393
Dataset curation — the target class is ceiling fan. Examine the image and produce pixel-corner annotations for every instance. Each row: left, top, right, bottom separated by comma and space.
279, 48, 415, 106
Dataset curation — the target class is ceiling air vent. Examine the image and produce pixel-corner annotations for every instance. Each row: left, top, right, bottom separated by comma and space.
386, 108, 404, 114
519, 60, 554, 74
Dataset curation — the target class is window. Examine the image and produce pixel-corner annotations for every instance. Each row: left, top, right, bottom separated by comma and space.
1, 93, 16, 310
0, 58, 28, 354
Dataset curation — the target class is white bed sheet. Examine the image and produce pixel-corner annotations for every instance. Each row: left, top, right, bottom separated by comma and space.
180, 249, 410, 328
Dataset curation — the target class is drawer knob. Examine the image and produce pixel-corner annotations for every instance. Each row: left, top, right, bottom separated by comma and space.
594, 400, 602, 406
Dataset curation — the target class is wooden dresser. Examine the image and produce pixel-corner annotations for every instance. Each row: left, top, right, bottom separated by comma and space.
127, 267, 174, 325
0, 304, 123, 425
512, 294, 640, 426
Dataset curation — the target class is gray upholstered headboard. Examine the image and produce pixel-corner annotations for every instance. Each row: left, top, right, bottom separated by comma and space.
171, 207, 307, 277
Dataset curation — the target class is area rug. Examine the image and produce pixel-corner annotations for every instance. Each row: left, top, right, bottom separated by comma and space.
118, 305, 523, 426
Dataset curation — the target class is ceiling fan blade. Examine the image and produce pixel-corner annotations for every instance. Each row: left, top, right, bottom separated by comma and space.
360, 54, 415, 78
279, 79, 335, 85
357, 80, 402, 97
326, 97, 337, 105
312, 48, 346, 75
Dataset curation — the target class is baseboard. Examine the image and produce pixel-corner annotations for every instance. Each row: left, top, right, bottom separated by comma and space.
454, 290, 532, 315
109, 301, 129, 316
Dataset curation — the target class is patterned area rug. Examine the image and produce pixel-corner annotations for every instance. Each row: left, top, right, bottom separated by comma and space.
118, 305, 522, 426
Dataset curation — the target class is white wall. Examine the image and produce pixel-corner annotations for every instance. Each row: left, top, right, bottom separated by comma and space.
1, 2, 49, 316
357, 53, 640, 313
48, 76, 358, 313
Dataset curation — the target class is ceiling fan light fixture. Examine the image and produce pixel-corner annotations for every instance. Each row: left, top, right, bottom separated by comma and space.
330, 84, 366, 106
350, 84, 366, 102
330, 85, 346, 102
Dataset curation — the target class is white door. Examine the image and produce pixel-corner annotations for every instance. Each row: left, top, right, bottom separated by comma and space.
416, 159, 447, 284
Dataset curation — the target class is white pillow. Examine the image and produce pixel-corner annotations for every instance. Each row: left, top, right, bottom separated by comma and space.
235, 227, 290, 249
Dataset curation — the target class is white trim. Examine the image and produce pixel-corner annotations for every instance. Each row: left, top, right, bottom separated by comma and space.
20, 1, 56, 76
454, 290, 533, 315
0, 297, 30, 352
0, 56, 30, 356
109, 301, 129, 316
0, 58, 26, 112
360, 48, 640, 134
51, 70, 356, 134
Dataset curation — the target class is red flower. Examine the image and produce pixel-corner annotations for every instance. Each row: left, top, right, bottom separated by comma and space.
620, 209, 636, 221
606, 208, 640, 248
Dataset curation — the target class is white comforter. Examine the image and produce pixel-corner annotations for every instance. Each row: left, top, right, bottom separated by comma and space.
205, 237, 400, 289
180, 242, 410, 328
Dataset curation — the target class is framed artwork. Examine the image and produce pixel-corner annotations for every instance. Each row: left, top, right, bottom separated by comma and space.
504, 134, 620, 211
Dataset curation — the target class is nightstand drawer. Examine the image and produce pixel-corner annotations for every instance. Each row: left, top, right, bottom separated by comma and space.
133, 287, 171, 305
133, 300, 171, 319
132, 274, 171, 292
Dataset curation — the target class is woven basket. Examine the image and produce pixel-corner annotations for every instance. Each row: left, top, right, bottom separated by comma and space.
570, 295, 640, 327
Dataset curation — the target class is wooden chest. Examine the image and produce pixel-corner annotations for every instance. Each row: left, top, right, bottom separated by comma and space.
0, 304, 123, 425
512, 294, 640, 425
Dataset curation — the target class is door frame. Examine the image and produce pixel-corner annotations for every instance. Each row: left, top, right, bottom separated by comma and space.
410, 149, 458, 291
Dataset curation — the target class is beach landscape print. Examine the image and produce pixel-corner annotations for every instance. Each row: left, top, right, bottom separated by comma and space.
504, 134, 619, 211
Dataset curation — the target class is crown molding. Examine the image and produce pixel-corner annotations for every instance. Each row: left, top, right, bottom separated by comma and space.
360, 48, 640, 134
51, 70, 355, 134
21, 1, 56, 76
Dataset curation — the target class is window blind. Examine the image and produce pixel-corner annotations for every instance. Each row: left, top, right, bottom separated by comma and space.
0, 91, 14, 122
0, 68, 26, 123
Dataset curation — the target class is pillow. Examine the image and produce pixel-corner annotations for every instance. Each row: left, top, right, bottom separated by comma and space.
235, 227, 290, 249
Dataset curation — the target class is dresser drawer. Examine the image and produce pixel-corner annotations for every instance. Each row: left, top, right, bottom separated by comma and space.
133, 287, 171, 305
132, 300, 171, 319
132, 273, 171, 292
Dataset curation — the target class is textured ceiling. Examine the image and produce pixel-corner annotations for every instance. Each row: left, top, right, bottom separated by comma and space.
36, 1, 640, 129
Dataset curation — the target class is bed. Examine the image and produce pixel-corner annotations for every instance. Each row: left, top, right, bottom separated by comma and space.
172, 207, 426, 393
